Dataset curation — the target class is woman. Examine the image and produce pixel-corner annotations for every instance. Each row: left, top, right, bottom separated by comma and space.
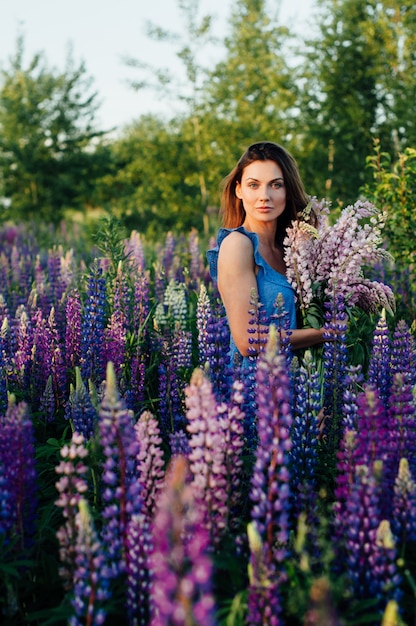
207, 141, 328, 367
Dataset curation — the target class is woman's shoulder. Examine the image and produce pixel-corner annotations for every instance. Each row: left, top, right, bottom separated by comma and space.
207, 227, 256, 281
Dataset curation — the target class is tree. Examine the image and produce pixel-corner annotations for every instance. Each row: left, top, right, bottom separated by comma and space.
0, 36, 111, 223
297, 0, 416, 204
124, 0, 217, 232
99, 115, 206, 237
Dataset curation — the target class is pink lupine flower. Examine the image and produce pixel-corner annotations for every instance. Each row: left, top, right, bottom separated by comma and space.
284, 198, 395, 324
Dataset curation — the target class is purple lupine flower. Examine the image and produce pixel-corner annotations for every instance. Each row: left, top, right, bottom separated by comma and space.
132, 271, 150, 341
247, 327, 293, 625
125, 230, 146, 272
104, 262, 129, 382
367, 519, 401, 608
0, 396, 37, 549
321, 297, 349, 455
40, 375, 55, 422
196, 285, 232, 402
211, 379, 246, 537
333, 429, 358, 557
30, 308, 53, 406
343, 463, 388, 602
390, 319, 416, 387
169, 430, 190, 457
367, 315, 391, 407
289, 350, 321, 522
55, 432, 90, 590
65, 290, 82, 370
98, 362, 142, 578
386, 373, 416, 490
150, 455, 215, 626
47, 247, 67, 337
0, 335, 7, 415
353, 385, 390, 470
126, 352, 146, 413
135, 410, 165, 520
81, 262, 107, 385
70, 499, 110, 626
13, 305, 33, 390
342, 365, 363, 431
125, 512, 152, 626
391, 458, 416, 547
65, 367, 98, 440
185, 368, 228, 547
48, 306, 67, 409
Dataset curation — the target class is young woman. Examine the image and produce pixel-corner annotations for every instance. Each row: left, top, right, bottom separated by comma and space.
207, 141, 329, 367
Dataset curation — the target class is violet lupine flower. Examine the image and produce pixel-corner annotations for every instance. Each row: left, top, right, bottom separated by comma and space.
342, 365, 363, 431
40, 375, 55, 422
344, 463, 382, 597
70, 499, 110, 626
132, 271, 150, 342
217, 379, 246, 534
321, 297, 348, 457
247, 327, 293, 626
367, 315, 391, 408
65, 290, 82, 370
0, 396, 37, 549
342, 461, 400, 608
126, 352, 146, 413
0, 336, 7, 415
150, 455, 215, 626
55, 432, 90, 590
289, 350, 321, 522
30, 308, 53, 406
47, 247, 67, 337
353, 385, 390, 470
391, 458, 416, 548
125, 230, 146, 272
13, 305, 33, 389
366, 520, 401, 607
134, 410, 165, 520
196, 285, 232, 403
386, 372, 416, 488
390, 319, 416, 387
333, 429, 358, 555
185, 368, 229, 547
81, 262, 107, 386
169, 430, 190, 457
104, 262, 129, 382
65, 367, 98, 440
98, 362, 142, 579
48, 306, 67, 408
125, 512, 152, 626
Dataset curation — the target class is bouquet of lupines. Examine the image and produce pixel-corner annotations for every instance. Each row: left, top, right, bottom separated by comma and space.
283, 198, 396, 330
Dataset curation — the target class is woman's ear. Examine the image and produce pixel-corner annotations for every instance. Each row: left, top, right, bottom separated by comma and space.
235, 181, 242, 199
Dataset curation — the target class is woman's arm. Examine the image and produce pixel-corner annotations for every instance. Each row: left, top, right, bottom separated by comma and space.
217, 231, 329, 357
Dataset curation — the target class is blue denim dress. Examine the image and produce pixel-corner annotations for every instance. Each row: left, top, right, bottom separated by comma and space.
206, 226, 297, 367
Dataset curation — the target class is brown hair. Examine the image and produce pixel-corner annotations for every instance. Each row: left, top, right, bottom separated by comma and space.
220, 141, 309, 246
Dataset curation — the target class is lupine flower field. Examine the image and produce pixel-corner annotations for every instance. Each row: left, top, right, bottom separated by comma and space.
0, 206, 416, 626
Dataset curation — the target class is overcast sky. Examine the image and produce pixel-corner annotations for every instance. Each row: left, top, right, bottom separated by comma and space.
0, 0, 317, 133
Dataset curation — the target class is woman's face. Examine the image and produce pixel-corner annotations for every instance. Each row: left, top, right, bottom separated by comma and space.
235, 159, 286, 228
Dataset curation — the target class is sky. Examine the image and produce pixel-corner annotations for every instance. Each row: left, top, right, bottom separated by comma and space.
0, 0, 316, 135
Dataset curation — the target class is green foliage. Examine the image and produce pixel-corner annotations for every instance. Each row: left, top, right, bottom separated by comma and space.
297, 0, 416, 203
0, 36, 112, 223
364, 139, 416, 322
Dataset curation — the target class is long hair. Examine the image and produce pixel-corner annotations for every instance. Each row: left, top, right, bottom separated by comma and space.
220, 141, 309, 246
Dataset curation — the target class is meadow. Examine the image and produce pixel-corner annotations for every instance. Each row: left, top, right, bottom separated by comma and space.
0, 210, 415, 626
